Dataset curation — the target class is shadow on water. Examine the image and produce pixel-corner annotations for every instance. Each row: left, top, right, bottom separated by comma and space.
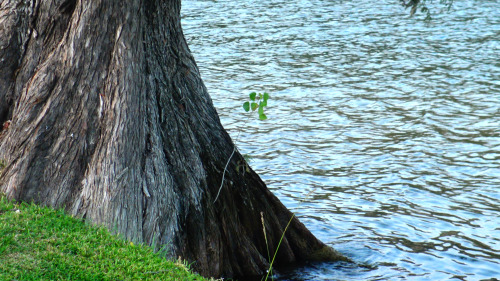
182, 0, 500, 279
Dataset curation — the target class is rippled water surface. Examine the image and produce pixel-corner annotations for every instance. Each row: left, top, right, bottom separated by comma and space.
182, 0, 500, 280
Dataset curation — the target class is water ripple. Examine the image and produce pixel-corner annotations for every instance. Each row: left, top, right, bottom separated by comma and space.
183, 0, 500, 279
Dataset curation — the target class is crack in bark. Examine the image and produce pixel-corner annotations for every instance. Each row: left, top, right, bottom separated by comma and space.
58, 0, 76, 15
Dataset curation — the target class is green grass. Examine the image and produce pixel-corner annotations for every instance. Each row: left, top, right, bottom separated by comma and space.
0, 194, 208, 281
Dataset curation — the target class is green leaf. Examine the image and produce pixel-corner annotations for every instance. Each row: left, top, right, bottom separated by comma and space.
251, 102, 258, 111
259, 113, 268, 120
258, 104, 265, 115
260, 100, 267, 107
249, 92, 257, 101
243, 102, 250, 112
263, 92, 270, 102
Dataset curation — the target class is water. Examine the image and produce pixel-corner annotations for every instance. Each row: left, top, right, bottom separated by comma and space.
181, 0, 500, 280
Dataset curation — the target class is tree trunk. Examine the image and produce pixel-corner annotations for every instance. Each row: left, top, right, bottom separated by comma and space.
0, 0, 347, 277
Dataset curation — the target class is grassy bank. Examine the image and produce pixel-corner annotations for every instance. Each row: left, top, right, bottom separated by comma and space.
0, 195, 207, 281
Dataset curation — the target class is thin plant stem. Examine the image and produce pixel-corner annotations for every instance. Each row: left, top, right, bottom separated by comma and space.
264, 213, 295, 281
213, 146, 236, 203
261, 212, 273, 280
213, 114, 248, 204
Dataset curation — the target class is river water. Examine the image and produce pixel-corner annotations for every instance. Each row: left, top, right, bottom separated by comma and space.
181, 0, 500, 280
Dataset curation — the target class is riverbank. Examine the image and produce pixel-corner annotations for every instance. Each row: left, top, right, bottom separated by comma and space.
0, 194, 208, 281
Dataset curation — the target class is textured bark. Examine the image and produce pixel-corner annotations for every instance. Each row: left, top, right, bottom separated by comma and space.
0, 0, 347, 278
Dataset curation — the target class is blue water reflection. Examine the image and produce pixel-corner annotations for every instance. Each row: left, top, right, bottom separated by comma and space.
182, 0, 500, 279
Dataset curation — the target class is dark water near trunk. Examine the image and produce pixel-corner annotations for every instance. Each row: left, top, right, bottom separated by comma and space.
182, 0, 500, 279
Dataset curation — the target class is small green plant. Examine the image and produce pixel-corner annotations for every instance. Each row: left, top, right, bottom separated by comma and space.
242, 92, 270, 120
214, 91, 271, 204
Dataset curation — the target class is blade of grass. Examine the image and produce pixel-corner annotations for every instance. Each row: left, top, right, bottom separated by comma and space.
264, 213, 295, 281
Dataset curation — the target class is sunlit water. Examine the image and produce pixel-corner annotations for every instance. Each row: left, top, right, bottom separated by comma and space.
181, 0, 500, 280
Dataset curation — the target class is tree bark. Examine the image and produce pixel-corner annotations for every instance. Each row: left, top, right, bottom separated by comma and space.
0, 0, 347, 277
